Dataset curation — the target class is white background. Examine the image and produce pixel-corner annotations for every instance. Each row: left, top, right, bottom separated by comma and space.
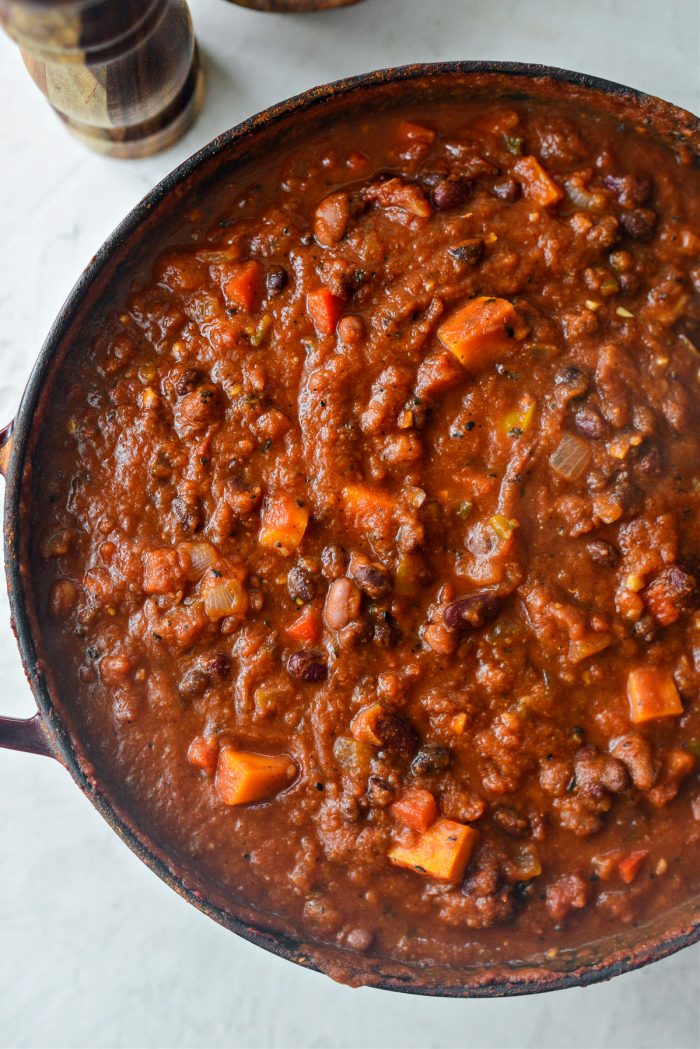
1, 1, 699, 1046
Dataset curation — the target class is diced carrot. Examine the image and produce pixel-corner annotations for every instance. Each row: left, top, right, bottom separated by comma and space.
215, 747, 297, 805
437, 296, 519, 370
143, 548, 185, 595
618, 849, 650, 885
259, 493, 309, 555
307, 287, 344, 335
627, 667, 683, 724
389, 818, 478, 882
350, 702, 385, 746
342, 483, 396, 538
513, 155, 564, 207
286, 604, 323, 644
187, 735, 220, 777
397, 120, 436, 146
390, 787, 438, 833
223, 259, 263, 312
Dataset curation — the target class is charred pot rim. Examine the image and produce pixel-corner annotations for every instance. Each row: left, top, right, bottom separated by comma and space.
4, 61, 699, 996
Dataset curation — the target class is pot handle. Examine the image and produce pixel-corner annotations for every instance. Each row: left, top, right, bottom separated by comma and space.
0, 420, 55, 758
0, 713, 54, 757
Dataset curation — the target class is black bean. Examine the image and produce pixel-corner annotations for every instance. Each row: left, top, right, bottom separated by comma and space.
431, 177, 471, 211
586, 539, 620, 567
620, 208, 656, 241
555, 366, 588, 398
443, 592, 501, 633
348, 553, 391, 599
573, 406, 605, 440
370, 612, 401, 648
603, 174, 651, 207
490, 176, 521, 203
321, 544, 347, 581
287, 650, 327, 683
266, 266, 288, 293
448, 238, 485, 266
411, 745, 451, 776
199, 653, 231, 680
176, 368, 202, 396
378, 713, 419, 757
179, 668, 209, 698
287, 564, 316, 604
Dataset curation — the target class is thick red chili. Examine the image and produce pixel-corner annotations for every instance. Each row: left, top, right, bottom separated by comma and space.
31, 96, 700, 970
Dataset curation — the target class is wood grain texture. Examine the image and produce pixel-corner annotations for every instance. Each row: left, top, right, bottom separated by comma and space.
0, 0, 204, 157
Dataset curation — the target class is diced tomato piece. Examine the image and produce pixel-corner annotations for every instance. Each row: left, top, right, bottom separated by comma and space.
618, 849, 650, 884
224, 259, 263, 312
143, 548, 185, 595
285, 604, 323, 644
306, 287, 345, 335
187, 735, 219, 777
391, 787, 439, 833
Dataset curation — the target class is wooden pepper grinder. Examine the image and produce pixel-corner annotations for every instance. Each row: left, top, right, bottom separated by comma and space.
0, 0, 365, 158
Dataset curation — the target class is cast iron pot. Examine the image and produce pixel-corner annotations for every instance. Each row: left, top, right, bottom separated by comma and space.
1, 61, 699, 995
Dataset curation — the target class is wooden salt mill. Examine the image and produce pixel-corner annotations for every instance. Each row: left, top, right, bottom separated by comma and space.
0, 0, 364, 159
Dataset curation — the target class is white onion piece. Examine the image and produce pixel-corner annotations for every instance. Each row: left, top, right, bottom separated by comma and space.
180, 541, 218, 581
550, 432, 591, 481
204, 580, 247, 621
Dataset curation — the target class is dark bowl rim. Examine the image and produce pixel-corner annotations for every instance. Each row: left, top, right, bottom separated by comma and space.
4, 60, 699, 996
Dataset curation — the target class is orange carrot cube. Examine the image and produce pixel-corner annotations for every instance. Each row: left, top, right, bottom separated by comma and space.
215, 748, 297, 805
259, 494, 309, 555
437, 296, 519, 370
223, 259, 263, 312
627, 667, 683, 724
389, 818, 478, 882
390, 787, 438, 833
513, 155, 564, 206
307, 287, 344, 335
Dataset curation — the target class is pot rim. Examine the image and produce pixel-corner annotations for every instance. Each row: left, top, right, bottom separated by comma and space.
4, 60, 699, 996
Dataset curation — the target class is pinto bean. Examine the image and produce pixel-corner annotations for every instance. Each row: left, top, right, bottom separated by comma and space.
314, 191, 350, 246
179, 668, 209, 698
324, 577, 362, 631
337, 315, 365, 344
287, 650, 327, 683
443, 592, 501, 633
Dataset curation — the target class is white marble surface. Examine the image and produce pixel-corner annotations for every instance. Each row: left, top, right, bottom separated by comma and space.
1, 2, 699, 1046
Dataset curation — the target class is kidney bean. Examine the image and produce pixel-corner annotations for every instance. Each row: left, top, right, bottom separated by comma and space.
199, 652, 231, 680
287, 650, 327, 683
175, 368, 202, 396
443, 592, 501, 633
585, 539, 620, 567
573, 406, 605, 440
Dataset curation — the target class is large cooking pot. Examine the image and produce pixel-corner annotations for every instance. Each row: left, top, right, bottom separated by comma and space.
1, 61, 699, 996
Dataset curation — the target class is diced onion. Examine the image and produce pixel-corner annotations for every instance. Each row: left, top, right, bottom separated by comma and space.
550, 432, 591, 481
180, 541, 218, 581
204, 580, 248, 621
